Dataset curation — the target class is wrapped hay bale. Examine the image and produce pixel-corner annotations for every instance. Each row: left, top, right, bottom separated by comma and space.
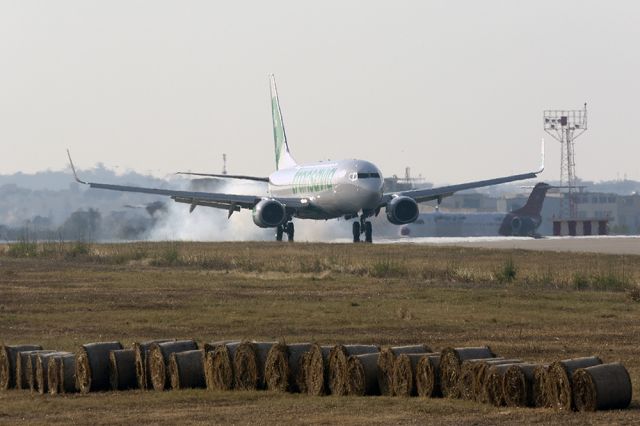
377, 345, 431, 396
283, 343, 312, 393
304, 344, 333, 396
47, 353, 75, 395
133, 339, 173, 390
169, 350, 205, 390
16, 350, 54, 390
204, 342, 240, 391
149, 340, 198, 391
328, 344, 379, 396
264, 342, 290, 392
0, 344, 42, 390
346, 353, 380, 396
109, 349, 137, 391
474, 358, 522, 403
572, 363, 632, 412
415, 354, 441, 398
439, 346, 494, 398
58, 354, 77, 394
393, 353, 430, 397
485, 363, 523, 406
533, 364, 552, 408
502, 363, 544, 407
548, 356, 602, 411
458, 357, 504, 401
36, 352, 72, 394
233, 341, 276, 390
76, 342, 123, 393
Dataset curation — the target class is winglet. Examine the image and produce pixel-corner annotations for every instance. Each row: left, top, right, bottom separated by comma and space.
67, 149, 87, 184
537, 138, 545, 174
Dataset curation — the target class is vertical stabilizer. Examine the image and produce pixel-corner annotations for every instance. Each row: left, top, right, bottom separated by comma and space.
270, 74, 297, 170
512, 182, 551, 216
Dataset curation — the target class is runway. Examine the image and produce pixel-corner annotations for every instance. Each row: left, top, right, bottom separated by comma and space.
375, 235, 640, 255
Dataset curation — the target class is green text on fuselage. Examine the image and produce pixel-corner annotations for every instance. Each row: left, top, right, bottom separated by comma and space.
292, 167, 337, 194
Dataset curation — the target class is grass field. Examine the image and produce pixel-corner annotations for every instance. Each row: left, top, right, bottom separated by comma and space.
0, 242, 638, 425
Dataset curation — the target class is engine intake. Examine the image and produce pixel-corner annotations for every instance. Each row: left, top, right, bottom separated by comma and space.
253, 199, 286, 228
386, 196, 419, 225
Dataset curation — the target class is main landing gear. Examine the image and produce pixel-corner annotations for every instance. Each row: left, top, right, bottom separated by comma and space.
276, 222, 294, 242
353, 216, 373, 243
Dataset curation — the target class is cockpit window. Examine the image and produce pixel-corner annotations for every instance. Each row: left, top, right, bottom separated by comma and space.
357, 172, 381, 179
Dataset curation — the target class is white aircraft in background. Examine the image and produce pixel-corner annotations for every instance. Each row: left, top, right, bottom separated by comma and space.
68, 75, 544, 243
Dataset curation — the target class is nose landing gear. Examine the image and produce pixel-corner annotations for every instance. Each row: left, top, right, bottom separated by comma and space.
276, 221, 294, 242
352, 215, 373, 243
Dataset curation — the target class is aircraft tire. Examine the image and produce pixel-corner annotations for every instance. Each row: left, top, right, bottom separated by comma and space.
286, 222, 294, 242
364, 221, 373, 243
276, 226, 284, 241
352, 222, 360, 243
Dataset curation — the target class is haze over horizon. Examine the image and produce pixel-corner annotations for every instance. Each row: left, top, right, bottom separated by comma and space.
1, 1, 639, 184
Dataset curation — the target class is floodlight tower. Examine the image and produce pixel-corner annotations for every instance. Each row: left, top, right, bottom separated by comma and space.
543, 103, 588, 218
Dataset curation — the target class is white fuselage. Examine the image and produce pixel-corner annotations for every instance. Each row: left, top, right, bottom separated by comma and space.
267, 159, 384, 219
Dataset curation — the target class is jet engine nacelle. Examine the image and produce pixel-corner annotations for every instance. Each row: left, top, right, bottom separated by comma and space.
252, 199, 287, 228
510, 215, 536, 236
386, 196, 419, 225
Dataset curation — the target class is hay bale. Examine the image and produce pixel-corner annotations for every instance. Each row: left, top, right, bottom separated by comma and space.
205, 341, 240, 391
458, 357, 504, 401
474, 358, 521, 403
572, 363, 632, 412
35, 352, 71, 394
149, 340, 198, 391
133, 339, 173, 390
169, 350, 205, 390
76, 342, 123, 393
532, 364, 552, 408
47, 353, 75, 395
328, 344, 379, 396
0, 344, 42, 390
109, 349, 137, 391
264, 342, 290, 392
377, 345, 431, 396
485, 363, 523, 406
58, 354, 77, 394
16, 350, 54, 390
548, 356, 602, 411
346, 353, 380, 396
284, 343, 312, 393
502, 363, 543, 407
304, 344, 333, 396
415, 354, 441, 397
393, 353, 428, 397
232, 341, 276, 390
439, 346, 494, 398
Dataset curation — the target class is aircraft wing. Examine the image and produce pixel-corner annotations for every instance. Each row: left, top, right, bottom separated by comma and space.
67, 152, 307, 214
381, 139, 545, 205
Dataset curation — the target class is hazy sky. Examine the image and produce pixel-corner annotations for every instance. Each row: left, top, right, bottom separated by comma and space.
1, 1, 639, 184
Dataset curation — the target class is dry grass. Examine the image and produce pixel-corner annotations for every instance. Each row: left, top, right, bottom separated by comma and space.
0, 241, 639, 424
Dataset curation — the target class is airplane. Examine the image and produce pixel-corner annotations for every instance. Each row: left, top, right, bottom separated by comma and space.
67, 75, 545, 243
399, 182, 551, 238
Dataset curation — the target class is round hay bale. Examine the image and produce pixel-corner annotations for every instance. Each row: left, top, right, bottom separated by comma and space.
76, 342, 123, 393
284, 343, 312, 393
485, 363, 523, 406
47, 354, 73, 396
169, 350, 205, 390
533, 364, 552, 408
502, 363, 541, 407
0, 344, 42, 390
415, 354, 441, 398
572, 363, 632, 412
255, 342, 277, 389
109, 349, 137, 391
15, 350, 54, 390
233, 341, 258, 390
474, 358, 521, 403
304, 344, 333, 396
439, 346, 494, 398
264, 342, 290, 392
58, 354, 77, 394
393, 353, 426, 397
133, 339, 174, 390
205, 342, 240, 391
377, 345, 431, 396
149, 340, 198, 391
458, 357, 503, 401
328, 344, 379, 396
346, 353, 380, 396
548, 356, 602, 411
36, 352, 71, 394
